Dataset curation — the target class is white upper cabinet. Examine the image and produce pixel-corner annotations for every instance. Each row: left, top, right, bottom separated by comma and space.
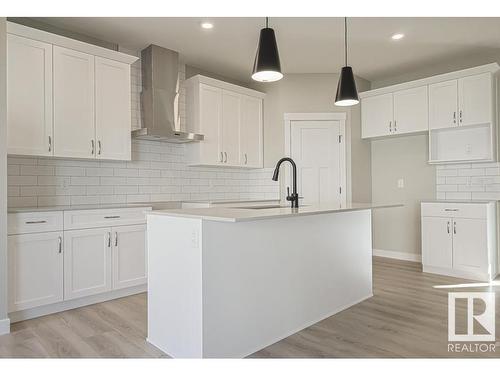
458, 73, 492, 127
393, 86, 428, 134
221, 90, 241, 166
429, 79, 458, 130
7, 34, 53, 156
53, 46, 95, 159
240, 95, 263, 168
6, 22, 137, 160
95, 57, 132, 160
186, 75, 264, 168
361, 93, 393, 138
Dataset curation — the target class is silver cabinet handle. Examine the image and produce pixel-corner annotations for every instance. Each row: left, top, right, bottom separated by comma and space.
220, 152, 223, 163
389, 121, 392, 132
48, 136, 52, 152
447, 221, 450, 234
453, 111, 456, 124
91, 140, 95, 155
107, 232, 111, 248
459, 110, 462, 123
114, 232, 118, 247
453, 221, 456, 234
25, 220, 47, 224
444, 208, 459, 212
244, 153, 248, 165
394, 120, 397, 132
98, 140, 102, 155
58, 236, 62, 253
104, 215, 120, 219
224, 152, 227, 163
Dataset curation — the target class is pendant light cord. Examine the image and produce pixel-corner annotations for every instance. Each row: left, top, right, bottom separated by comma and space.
344, 17, 348, 66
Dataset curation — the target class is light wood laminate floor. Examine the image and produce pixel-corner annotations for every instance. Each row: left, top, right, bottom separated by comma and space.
1, 257, 499, 358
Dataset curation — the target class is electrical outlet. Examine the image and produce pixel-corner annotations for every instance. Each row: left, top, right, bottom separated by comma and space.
397, 178, 404, 189
465, 144, 472, 154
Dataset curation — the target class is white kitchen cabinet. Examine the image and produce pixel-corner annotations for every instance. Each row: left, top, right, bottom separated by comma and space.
112, 224, 147, 290
421, 202, 497, 281
64, 227, 112, 300
458, 73, 493, 127
221, 90, 241, 166
421, 216, 452, 269
429, 79, 458, 130
185, 75, 265, 168
53, 46, 95, 159
95, 57, 132, 160
393, 86, 428, 134
240, 95, 263, 168
361, 93, 393, 138
8, 232, 63, 312
7, 34, 53, 156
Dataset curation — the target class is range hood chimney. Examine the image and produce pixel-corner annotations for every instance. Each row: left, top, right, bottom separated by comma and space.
132, 44, 204, 143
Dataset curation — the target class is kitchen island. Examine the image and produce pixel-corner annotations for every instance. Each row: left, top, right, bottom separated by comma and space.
146, 202, 400, 358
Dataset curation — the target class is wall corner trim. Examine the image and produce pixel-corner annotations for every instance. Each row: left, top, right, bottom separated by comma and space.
373, 248, 422, 263
0, 318, 10, 336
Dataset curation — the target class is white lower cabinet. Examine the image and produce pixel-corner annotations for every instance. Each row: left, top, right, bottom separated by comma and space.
421, 202, 497, 281
8, 232, 63, 312
64, 227, 112, 300
112, 224, 147, 290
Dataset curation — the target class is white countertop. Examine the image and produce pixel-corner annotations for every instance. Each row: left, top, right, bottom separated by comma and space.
147, 202, 403, 222
421, 199, 497, 204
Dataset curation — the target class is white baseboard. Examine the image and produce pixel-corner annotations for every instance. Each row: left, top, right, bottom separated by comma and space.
0, 318, 10, 336
373, 248, 421, 263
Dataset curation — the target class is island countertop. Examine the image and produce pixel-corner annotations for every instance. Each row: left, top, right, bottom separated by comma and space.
146, 202, 403, 222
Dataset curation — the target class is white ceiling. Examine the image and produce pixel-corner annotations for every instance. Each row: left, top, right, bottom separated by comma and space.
35, 17, 500, 83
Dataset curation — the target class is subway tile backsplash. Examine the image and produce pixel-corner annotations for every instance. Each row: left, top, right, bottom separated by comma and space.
7, 55, 279, 208
436, 162, 500, 201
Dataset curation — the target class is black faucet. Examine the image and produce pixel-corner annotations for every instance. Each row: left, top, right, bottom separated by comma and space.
272, 157, 299, 208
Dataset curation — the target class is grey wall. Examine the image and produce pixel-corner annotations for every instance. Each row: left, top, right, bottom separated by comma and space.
0, 17, 8, 327
260, 73, 372, 203
371, 135, 435, 255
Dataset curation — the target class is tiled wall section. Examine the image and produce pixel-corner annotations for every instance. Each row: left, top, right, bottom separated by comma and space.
7, 52, 279, 208
436, 162, 500, 200
7, 140, 280, 208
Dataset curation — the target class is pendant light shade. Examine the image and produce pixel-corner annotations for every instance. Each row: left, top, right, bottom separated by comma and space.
252, 17, 283, 82
335, 18, 359, 106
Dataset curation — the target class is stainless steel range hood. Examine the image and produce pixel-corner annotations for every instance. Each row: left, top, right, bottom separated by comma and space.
132, 44, 204, 143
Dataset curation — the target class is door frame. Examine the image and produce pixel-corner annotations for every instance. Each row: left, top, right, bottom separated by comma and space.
283, 113, 347, 206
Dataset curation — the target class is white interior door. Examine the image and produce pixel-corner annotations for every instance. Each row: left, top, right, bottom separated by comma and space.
53, 46, 95, 158
290, 120, 344, 206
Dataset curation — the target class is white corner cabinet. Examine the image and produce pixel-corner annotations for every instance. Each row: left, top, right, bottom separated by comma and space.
7, 206, 150, 321
6, 22, 137, 161
185, 75, 265, 168
361, 64, 499, 164
421, 201, 498, 281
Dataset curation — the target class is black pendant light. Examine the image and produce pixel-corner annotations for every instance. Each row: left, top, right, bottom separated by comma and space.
335, 17, 359, 106
252, 17, 283, 82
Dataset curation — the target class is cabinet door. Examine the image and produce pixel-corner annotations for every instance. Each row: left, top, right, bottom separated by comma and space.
361, 93, 393, 138
239, 95, 263, 168
112, 224, 147, 290
429, 79, 458, 130
452, 218, 489, 274
422, 216, 453, 269
7, 34, 53, 156
64, 228, 112, 300
8, 232, 63, 312
95, 57, 131, 161
458, 73, 492, 127
393, 86, 428, 134
221, 90, 241, 166
53, 46, 95, 158
199, 84, 222, 164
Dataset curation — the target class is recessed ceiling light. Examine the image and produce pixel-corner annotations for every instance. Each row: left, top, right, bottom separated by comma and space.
391, 33, 405, 40
200, 22, 214, 30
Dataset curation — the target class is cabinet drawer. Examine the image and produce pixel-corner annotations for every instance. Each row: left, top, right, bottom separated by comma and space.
64, 207, 152, 230
8, 211, 63, 235
421, 202, 491, 219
